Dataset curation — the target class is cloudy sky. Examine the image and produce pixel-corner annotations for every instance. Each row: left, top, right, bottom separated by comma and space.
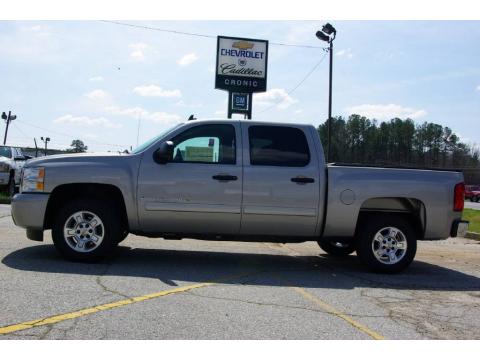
1, 20, 479, 151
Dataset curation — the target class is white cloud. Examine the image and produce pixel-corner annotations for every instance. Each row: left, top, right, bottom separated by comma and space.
54, 114, 122, 128
177, 53, 198, 66
129, 43, 148, 61
21, 24, 51, 37
476, 85, 480, 91
133, 84, 182, 98
294, 109, 303, 114
106, 106, 182, 125
89, 76, 104, 82
84, 89, 109, 100
147, 112, 183, 124
254, 88, 297, 110
346, 104, 427, 120
336, 48, 353, 59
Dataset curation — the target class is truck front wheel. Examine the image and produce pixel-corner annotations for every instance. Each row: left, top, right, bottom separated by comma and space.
356, 215, 417, 273
318, 240, 356, 257
52, 198, 121, 262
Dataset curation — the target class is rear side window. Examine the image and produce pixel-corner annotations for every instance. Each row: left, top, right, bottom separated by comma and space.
248, 126, 310, 167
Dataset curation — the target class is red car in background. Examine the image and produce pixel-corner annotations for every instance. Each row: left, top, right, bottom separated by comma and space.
465, 185, 480, 202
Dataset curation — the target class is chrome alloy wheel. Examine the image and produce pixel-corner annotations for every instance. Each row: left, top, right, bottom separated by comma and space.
371, 226, 407, 265
63, 211, 105, 253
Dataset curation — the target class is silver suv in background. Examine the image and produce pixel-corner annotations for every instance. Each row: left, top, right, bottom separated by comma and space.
0, 146, 28, 197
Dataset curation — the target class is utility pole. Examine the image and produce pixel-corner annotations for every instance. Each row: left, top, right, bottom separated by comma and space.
316, 23, 337, 162
34, 138, 39, 157
1, 111, 17, 145
40, 137, 50, 156
327, 38, 333, 163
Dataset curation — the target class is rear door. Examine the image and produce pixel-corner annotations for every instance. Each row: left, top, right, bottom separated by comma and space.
240, 124, 320, 236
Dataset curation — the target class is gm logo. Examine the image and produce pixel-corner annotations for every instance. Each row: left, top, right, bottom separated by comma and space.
232, 92, 249, 111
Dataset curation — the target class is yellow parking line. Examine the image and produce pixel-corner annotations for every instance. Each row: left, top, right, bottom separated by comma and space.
264, 245, 385, 340
291, 286, 385, 340
0, 271, 258, 336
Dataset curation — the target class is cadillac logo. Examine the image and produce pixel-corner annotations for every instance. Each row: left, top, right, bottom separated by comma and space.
238, 59, 247, 66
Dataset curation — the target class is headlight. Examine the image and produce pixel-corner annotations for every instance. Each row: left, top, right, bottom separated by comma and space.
0, 163, 9, 172
21, 167, 45, 192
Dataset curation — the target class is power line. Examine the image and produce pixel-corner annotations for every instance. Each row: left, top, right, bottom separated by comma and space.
257, 50, 329, 114
11, 121, 31, 140
99, 20, 328, 50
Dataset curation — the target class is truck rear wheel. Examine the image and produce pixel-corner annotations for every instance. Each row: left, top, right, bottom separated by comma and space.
52, 198, 121, 262
356, 215, 417, 273
318, 240, 356, 257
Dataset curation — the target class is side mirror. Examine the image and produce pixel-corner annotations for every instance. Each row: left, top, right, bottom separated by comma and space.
153, 141, 174, 164
14, 156, 26, 161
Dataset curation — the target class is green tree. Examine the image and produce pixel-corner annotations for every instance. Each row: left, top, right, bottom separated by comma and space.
67, 139, 88, 153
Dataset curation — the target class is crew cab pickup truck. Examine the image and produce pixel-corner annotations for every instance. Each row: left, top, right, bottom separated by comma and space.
0, 146, 28, 196
11, 119, 469, 273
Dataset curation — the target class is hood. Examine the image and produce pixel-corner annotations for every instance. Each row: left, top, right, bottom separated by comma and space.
25, 152, 127, 167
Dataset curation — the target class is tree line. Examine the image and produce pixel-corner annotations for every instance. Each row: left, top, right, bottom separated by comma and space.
317, 115, 480, 184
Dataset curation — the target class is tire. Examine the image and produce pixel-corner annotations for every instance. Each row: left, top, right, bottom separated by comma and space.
472, 196, 478, 203
7, 174, 15, 199
356, 214, 417, 273
318, 240, 356, 257
52, 197, 122, 262
117, 230, 129, 244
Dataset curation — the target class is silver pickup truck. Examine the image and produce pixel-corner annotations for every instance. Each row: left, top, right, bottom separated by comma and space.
11, 119, 468, 273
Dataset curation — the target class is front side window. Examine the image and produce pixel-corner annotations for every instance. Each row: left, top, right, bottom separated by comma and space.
248, 126, 310, 167
170, 124, 236, 164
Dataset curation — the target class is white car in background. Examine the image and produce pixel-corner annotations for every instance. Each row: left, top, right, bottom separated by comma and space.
0, 146, 28, 197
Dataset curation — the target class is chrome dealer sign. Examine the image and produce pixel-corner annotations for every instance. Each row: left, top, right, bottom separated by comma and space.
215, 36, 268, 93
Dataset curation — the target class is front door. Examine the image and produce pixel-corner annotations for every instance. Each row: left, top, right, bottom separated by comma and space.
137, 122, 242, 235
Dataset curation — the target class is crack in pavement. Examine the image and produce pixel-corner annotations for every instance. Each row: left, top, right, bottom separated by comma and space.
180, 291, 332, 315
264, 243, 480, 339
94, 262, 131, 300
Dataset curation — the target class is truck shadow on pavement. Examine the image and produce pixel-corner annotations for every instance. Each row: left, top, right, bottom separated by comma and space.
2, 244, 480, 291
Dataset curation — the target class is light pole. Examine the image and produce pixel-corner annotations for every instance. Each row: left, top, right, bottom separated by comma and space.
316, 23, 336, 162
2, 111, 17, 145
41, 136, 50, 156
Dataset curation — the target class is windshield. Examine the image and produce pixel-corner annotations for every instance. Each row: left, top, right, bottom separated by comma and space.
0, 146, 12, 159
131, 123, 183, 154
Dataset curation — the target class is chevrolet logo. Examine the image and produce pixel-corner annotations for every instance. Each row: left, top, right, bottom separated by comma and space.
232, 40, 254, 50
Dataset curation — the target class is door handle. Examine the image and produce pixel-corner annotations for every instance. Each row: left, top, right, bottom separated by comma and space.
212, 174, 238, 181
291, 176, 315, 184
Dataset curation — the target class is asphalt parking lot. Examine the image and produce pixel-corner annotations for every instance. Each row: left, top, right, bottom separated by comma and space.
0, 204, 479, 340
